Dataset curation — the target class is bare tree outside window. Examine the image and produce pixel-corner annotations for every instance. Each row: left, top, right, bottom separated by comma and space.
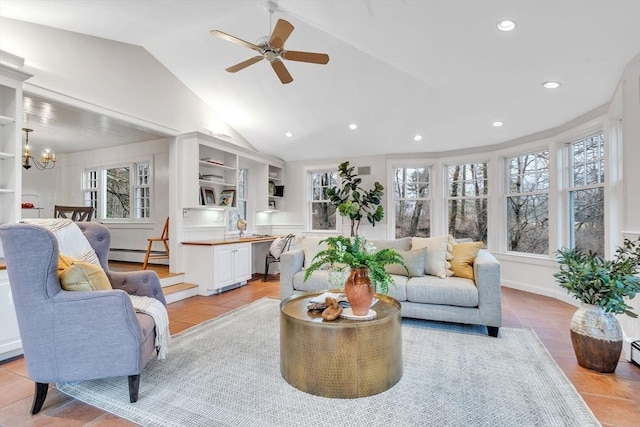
106, 166, 130, 218
506, 151, 550, 254
393, 167, 430, 237
447, 162, 488, 242
309, 170, 338, 231
570, 132, 605, 256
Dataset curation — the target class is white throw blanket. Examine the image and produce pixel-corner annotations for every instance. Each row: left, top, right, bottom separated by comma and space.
21, 218, 100, 265
129, 295, 171, 360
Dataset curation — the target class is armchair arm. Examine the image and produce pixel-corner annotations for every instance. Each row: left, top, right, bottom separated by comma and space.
107, 270, 167, 306
473, 249, 502, 327
33, 290, 148, 383
279, 248, 304, 300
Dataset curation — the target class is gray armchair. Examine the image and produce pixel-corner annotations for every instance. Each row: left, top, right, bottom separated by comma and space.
0, 222, 166, 415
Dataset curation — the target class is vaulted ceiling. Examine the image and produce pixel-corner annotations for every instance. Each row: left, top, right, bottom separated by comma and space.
1, 1, 639, 161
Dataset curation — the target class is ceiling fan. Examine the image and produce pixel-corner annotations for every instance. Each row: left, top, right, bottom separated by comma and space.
210, 3, 329, 84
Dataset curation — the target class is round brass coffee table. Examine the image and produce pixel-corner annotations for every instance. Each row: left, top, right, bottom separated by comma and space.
280, 292, 402, 398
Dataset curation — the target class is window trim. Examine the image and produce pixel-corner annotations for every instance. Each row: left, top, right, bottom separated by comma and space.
83, 157, 153, 223
304, 166, 340, 233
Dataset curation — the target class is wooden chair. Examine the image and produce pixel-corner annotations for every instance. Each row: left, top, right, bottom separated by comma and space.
54, 205, 94, 221
143, 217, 169, 270
264, 233, 295, 281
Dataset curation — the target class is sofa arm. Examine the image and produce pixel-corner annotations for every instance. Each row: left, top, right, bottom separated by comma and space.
107, 270, 167, 306
473, 249, 502, 326
279, 248, 304, 300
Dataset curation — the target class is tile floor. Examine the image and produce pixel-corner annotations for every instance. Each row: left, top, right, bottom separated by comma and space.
0, 273, 638, 426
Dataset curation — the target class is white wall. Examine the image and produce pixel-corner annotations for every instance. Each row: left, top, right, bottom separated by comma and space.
0, 17, 251, 150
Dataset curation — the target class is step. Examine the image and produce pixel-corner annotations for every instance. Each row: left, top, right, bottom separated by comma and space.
160, 272, 185, 287
163, 282, 198, 304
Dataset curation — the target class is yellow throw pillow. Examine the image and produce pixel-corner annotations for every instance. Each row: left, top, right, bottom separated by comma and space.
450, 242, 483, 280
58, 255, 112, 291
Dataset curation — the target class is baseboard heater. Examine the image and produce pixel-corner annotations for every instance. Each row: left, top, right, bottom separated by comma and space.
632, 341, 640, 367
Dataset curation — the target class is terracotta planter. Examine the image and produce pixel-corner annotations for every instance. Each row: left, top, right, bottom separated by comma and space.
344, 267, 374, 316
570, 303, 623, 373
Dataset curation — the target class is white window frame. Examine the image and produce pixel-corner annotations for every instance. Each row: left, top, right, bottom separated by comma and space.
83, 168, 98, 219
84, 158, 153, 222
505, 150, 550, 254
305, 166, 340, 233
390, 164, 432, 238
566, 130, 605, 253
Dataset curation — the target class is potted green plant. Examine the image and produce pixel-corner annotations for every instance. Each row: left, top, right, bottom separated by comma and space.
554, 238, 640, 373
304, 235, 407, 315
327, 161, 384, 237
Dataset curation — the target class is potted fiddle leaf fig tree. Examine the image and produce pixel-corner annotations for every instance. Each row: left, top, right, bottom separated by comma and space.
326, 161, 384, 237
554, 238, 640, 373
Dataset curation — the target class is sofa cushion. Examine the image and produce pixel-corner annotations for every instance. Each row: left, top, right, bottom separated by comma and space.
411, 236, 453, 278
386, 274, 408, 302
293, 270, 333, 292
406, 275, 478, 307
450, 241, 483, 279
299, 236, 329, 269
367, 237, 412, 252
58, 255, 112, 291
385, 249, 425, 277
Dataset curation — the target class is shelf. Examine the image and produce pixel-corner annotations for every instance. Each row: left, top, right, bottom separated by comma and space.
199, 160, 236, 171
184, 205, 226, 211
268, 195, 283, 199
268, 176, 281, 181
199, 179, 234, 187
0, 152, 14, 160
0, 115, 15, 126
0, 189, 15, 194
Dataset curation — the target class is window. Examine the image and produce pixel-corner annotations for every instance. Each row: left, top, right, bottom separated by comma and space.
393, 166, 430, 237
83, 169, 98, 219
506, 151, 549, 254
84, 160, 151, 220
569, 132, 605, 256
447, 162, 488, 242
237, 168, 247, 220
308, 170, 338, 231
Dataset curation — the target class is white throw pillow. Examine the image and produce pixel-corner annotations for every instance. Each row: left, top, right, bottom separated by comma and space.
269, 237, 286, 258
411, 236, 453, 278
299, 236, 329, 269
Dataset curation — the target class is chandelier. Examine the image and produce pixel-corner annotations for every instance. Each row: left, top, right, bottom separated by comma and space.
22, 128, 56, 170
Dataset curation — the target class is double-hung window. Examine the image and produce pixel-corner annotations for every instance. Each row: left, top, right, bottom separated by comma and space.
393, 166, 430, 237
506, 151, 550, 254
568, 132, 605, 256
84, 160, 152, 220
307, 169, 338, 232
447, 162, 488, 242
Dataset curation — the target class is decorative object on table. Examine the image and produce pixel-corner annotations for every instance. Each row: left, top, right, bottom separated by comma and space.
268, 180, 276, 196
340, 306, 377, 321
236, 218, 247, 237
268, 200, 276, 210
321, 297, 343, 321
219, 189, 235, 207
201, 187, 216, 205
304, 235, 407, 316
326, 161, 384, 237
554, 238, 640, 373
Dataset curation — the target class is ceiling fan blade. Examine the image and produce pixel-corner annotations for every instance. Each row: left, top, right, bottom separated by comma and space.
225, 56, 264, 73
271, 59, 293, 84
282, 50, 330, 64
269, 19, 294, 49
210, 30, 261, 51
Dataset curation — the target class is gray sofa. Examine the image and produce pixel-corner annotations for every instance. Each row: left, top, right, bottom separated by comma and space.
279, 237, 502, 337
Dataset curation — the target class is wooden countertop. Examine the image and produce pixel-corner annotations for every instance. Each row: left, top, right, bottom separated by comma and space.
182, 235, 277, 246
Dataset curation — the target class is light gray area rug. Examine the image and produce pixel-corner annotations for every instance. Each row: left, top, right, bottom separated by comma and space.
58, 298, 599, 427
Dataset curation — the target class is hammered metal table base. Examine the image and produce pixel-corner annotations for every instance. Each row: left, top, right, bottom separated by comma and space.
280, 292, 403, 398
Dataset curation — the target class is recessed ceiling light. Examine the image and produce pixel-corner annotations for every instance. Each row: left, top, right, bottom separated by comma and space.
349, 123, 357, 130
542, 81, 561, 89
492, 121, 504, 127
497, 20, 517, 32
414, 135, 423, 141
285, 132, 293, 138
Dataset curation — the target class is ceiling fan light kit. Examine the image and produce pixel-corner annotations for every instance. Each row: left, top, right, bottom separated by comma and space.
210, 2, 329, 84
